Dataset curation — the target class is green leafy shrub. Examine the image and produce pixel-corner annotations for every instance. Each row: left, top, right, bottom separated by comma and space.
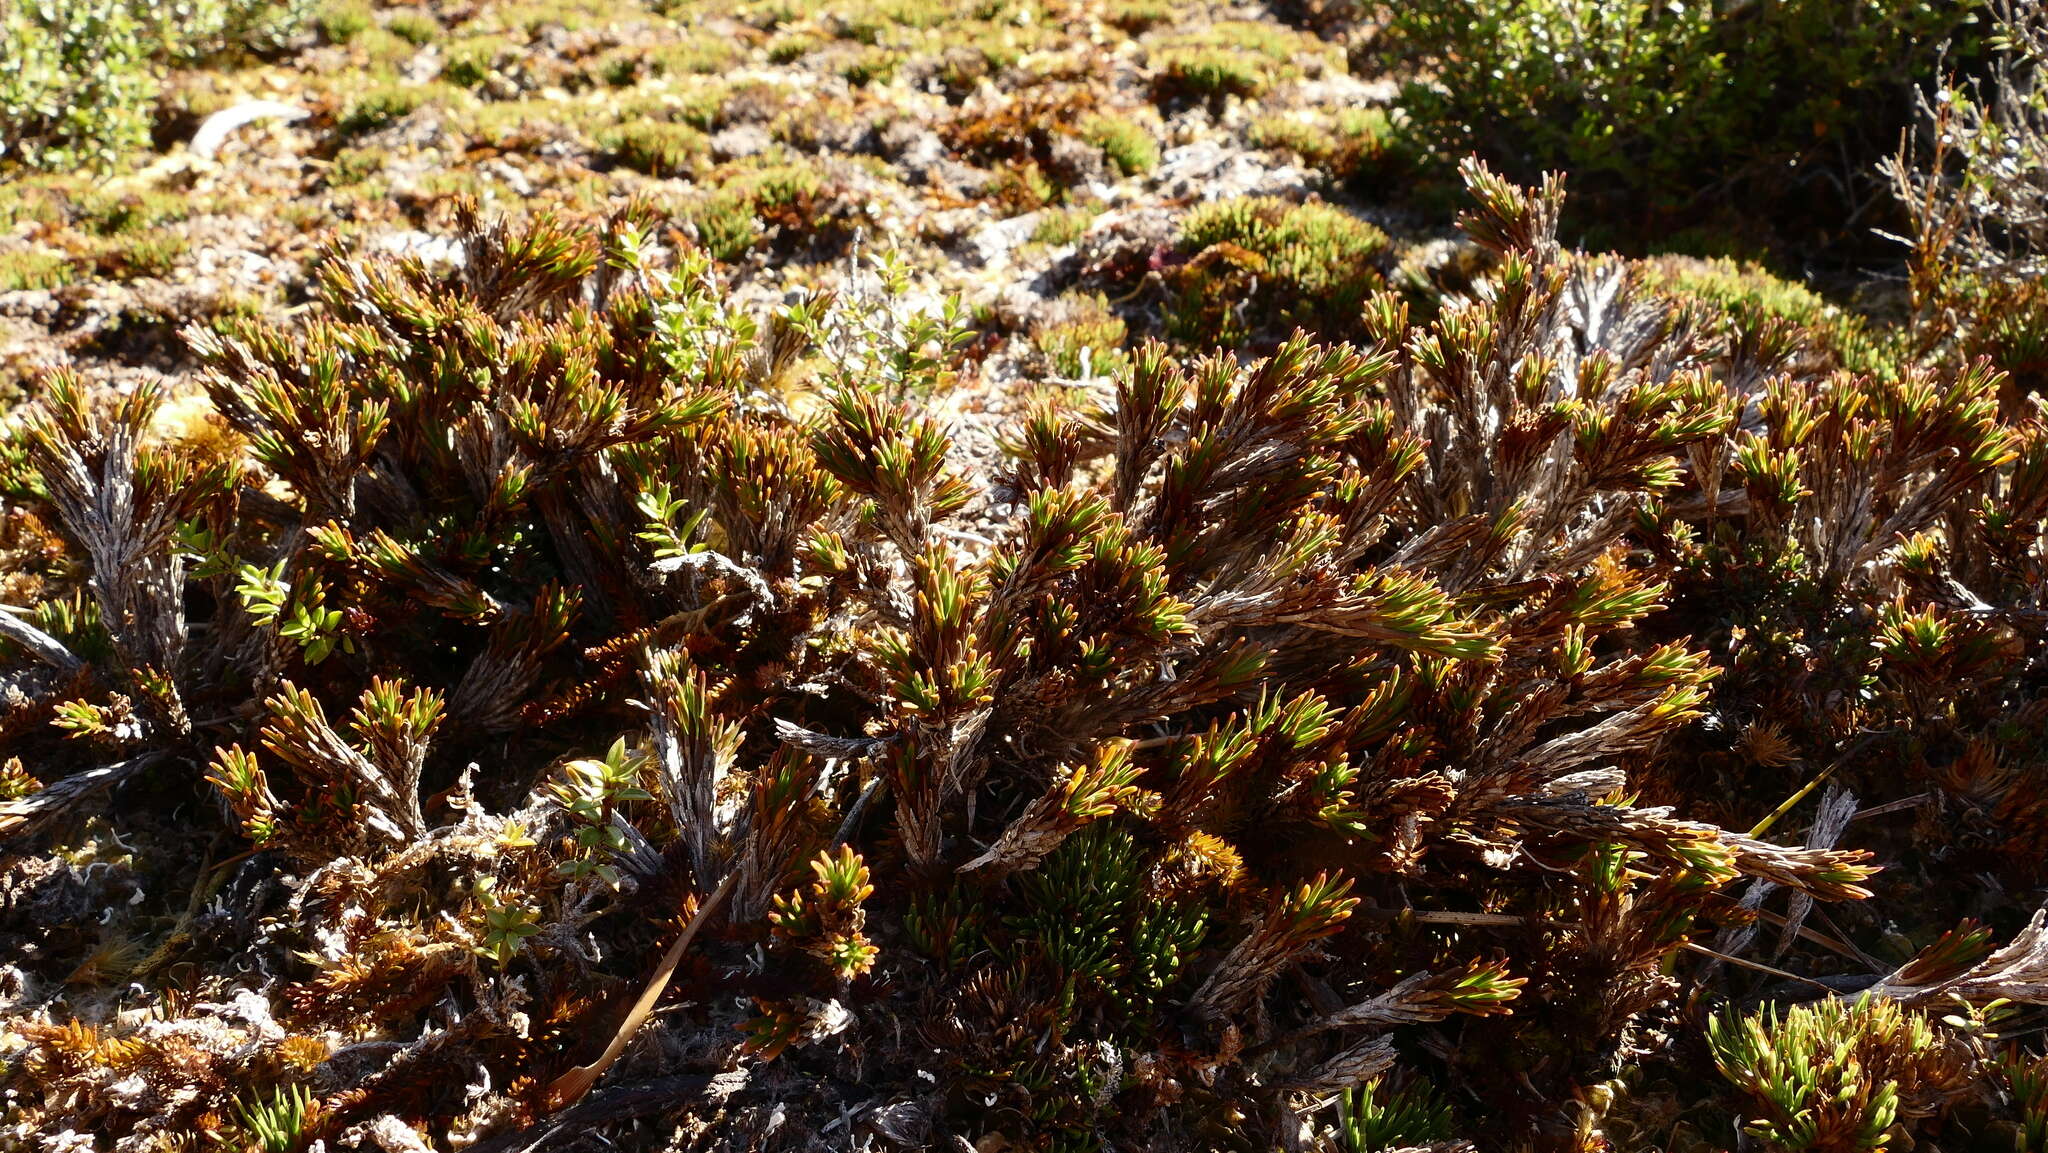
1379, 0, 1978, 250
386, 7, 441, 46
443, 42, 497, 87
336, 84, 429, 136
83, 229, 190, 280
0, 0, 311, 172
841, 45, 900, 87
1151, 46, 1267, 106
1029, 205, 1095, 247
1649, 256, 1905, 380
688, 189, 761, 260
593, 35, 739, 85
1, 1, 157, 172
316, 0, 371, 43
150, 0, 311, 63
680, 159, 842, 261
1147, 20, 1327, 109
1106, 0, 1170, 34
835, 0, 953, 42
987, 160, 1058, 213
1168, 196, 1389, 346
1248, 107, 1399, 185
765, 32, 817, 64
603, 120, 709, 178
1032, 290, 1129, 379
1081, 112, 1159, 177
0, 249, 75, 292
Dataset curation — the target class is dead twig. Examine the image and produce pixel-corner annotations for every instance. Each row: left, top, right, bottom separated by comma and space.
542, 871, 737, 1111
0, 605, 82, 674
0, 752, 169, 843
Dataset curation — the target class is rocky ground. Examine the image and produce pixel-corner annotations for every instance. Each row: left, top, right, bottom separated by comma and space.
0, 0, 1469, 408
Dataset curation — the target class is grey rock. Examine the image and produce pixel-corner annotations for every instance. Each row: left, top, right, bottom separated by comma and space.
711, 123, 774, 161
